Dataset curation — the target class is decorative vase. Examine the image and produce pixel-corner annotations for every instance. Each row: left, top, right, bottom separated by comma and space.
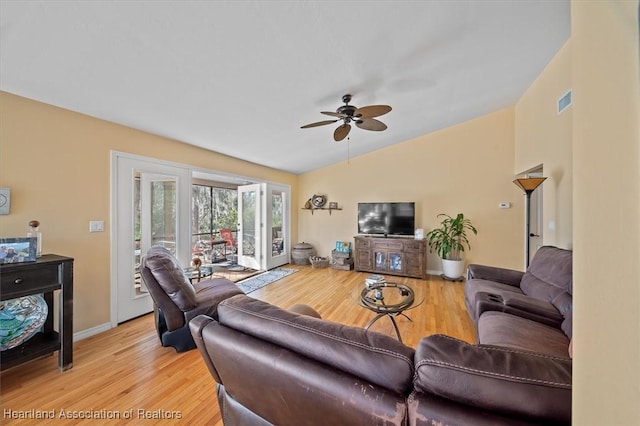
27, 220, 42, 257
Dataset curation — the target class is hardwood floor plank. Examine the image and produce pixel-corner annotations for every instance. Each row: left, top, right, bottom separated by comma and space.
1, 266, 475, 425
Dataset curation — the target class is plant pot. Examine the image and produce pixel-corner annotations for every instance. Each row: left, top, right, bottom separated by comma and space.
441, 258, 465, 280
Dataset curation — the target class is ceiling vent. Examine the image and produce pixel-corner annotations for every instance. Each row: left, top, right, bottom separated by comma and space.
557, 89, 572, 114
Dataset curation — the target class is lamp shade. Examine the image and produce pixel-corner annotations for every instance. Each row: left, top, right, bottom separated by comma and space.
513, 177, 547, 193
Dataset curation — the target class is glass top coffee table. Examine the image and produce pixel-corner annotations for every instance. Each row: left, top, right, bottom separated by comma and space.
352, 278, 424, 343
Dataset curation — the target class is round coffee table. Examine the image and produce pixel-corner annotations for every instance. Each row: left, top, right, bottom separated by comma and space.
352, 280, 424, 343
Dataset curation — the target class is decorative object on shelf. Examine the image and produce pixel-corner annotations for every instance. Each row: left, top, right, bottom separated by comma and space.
27, 220, 42, 257
0, 295, 48, 351
329, 202, 338, 209
304, 198, 313, 209
0, 237, 37, 264
309, 256, 330, 269
513, 176, 547, 268
311, 194, 327, 208
425, 213, 477, 281
291, 242, 316, 265
0, 188, 10, 215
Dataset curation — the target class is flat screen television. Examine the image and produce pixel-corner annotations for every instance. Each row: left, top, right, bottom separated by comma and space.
357, 202, 415, 236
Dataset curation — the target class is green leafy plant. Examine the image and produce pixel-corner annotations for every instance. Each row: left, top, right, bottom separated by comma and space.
425, 213, 477, 260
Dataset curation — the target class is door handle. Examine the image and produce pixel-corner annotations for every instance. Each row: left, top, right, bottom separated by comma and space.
529, 233, 540, 237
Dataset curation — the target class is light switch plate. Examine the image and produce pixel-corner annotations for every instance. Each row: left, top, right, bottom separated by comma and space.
89, 221, 104, 232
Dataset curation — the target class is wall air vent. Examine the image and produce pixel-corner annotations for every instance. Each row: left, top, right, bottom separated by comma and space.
557, 89, 572, 114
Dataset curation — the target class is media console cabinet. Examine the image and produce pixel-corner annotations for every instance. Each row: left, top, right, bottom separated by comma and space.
354, 236, 427, 279
0, 254, 74, 371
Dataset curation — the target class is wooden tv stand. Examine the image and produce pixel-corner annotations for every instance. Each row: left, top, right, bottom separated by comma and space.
353, 236, 427, 280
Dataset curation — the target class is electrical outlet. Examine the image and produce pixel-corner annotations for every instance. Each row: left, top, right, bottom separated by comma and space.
499, 202, 511, 209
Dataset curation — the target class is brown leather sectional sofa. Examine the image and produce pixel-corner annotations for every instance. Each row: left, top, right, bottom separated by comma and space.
191, 242, 573, 426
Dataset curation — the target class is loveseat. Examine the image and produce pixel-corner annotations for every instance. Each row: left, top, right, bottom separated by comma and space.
190, 293, 572, 425
465, 245, 573, 358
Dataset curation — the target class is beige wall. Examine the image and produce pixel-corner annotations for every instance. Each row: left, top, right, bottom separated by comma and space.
0, 92, 299, 333
515, 40, 573, 249
298, 107, 523, 272
571, 1, 640, 424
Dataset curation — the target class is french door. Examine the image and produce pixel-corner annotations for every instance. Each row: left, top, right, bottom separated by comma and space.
112, 152, 191, 324
237, 184, 262, 270
237, 183, 290, 271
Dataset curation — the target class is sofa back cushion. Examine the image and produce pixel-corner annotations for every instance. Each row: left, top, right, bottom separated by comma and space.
216, 294, 415, 395
520, 246, 572, 314
141, 246, 197, 311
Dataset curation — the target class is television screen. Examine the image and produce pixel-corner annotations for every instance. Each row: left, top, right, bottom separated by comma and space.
357, 202, 415, 236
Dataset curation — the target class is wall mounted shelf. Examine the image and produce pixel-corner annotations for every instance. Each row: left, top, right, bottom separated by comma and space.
301, 207, 342, 215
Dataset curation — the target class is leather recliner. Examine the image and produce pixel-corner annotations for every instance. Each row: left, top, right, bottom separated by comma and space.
189, 294, 571, 425
140, 246, 244, 352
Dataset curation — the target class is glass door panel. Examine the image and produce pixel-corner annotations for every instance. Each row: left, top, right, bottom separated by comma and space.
374, 251, 387, 271
265, 183, 290, 269
271, 190, 284, 257
237, 184, 261, 270
139, 173, 177, 293
389, 252, 403, 273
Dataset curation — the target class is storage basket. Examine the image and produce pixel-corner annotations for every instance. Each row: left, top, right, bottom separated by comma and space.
309, 256, 330, 269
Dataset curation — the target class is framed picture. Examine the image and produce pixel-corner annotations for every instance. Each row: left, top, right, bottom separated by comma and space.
0, 237, 37, 264
329, 202, 338, 209
0, 188, 10, 215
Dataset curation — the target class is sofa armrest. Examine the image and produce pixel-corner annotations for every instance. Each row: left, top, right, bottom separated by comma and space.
467, 264, 524, 287
475, 292, 564, 327
414, 334, 571, 424
189, 315, 222, 383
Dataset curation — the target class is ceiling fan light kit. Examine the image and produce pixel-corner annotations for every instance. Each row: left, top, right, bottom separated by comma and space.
301, 94, 391, 141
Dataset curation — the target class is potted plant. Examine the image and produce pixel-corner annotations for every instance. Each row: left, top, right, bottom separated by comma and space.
425, 213, 477, 280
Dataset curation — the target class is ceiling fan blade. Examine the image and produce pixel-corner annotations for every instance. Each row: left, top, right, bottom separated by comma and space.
334, 123, 351, 141
356, 118, 387, 131
321, 111, 348, 118
355, 105, 392, 118
301, 119, 339, 129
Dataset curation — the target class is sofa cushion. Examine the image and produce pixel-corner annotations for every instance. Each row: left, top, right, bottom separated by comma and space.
216, 294, 415, 395
478, 311, 570, 358
143, 246, 197, 311
414, 334, 571, 424
520, 246, 572, 305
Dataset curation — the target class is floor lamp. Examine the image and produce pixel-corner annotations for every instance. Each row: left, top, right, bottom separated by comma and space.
513, 177, 547, 268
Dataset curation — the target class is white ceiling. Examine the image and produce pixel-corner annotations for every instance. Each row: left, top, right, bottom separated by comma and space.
0, 1, 570, 174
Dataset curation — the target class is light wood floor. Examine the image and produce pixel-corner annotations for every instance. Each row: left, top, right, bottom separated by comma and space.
1, 266, 476, 425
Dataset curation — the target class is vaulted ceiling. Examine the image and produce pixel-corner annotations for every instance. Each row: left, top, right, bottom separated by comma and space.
0, 1, 570, 174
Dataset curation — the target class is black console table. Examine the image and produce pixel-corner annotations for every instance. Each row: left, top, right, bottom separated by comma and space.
0, 254, 74, 371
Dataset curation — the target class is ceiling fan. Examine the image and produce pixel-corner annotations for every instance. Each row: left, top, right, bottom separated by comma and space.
301, 94, 392, 141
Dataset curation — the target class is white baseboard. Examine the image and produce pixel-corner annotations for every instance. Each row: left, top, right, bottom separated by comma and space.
73, 322, 113, 342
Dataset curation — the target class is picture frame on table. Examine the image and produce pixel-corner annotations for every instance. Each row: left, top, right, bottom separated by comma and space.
0, 237, 37, 264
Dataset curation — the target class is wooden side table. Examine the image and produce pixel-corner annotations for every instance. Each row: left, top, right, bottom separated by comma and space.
0, 254, 74, 371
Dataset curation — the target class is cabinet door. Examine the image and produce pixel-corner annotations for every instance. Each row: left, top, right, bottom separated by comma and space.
356, 249, 372, 270
374, 251, 387, 272
405, 251, 422, 278
388, 252, 404, 274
